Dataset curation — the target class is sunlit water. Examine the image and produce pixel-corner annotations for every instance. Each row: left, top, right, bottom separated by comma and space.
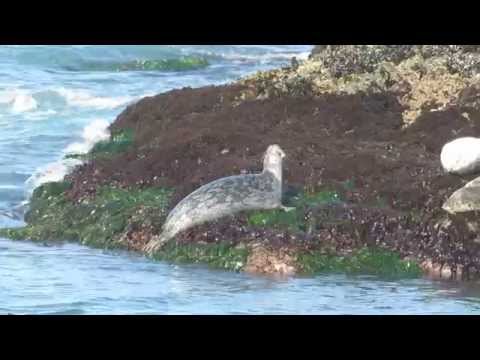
1, 45, 480, 314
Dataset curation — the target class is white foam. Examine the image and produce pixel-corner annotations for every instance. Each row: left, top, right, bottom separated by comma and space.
55, 87, 133, 110
230, 51, 310, 62
64, 118, 110, 155
0, 89, 38, 113
0, 90, 15, 104
193, 49, 311, 64
22, 109, 58, 121
0, 184, 21, 190
0, 87, 134, 114
25, 158, 83, 195
12, 93, 37, 113
25, 118, 111, 195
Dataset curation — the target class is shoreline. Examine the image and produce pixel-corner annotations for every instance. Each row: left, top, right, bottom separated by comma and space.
3, 45, 480, 281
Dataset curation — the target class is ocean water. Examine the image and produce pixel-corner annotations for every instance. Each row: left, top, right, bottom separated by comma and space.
1, 45, 480, 315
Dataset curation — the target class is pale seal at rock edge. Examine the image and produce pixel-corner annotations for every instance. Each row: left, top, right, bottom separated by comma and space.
440, 137, 480, 175
144, 144, 293, 254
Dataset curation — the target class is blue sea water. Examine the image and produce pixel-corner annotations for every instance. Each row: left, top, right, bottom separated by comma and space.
1, 45, 480, 314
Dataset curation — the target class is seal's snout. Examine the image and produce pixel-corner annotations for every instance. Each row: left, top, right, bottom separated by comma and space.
267, 144, 286, 159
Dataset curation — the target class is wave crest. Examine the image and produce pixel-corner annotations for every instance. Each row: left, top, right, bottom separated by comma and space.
25, 119, 111, 194
0, 88, 134, 114
0, 90, 38, 113
64, 56, 210, 72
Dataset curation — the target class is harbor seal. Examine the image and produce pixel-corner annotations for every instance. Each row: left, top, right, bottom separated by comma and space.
440, 137, 480, 175
144, 144, 293, 254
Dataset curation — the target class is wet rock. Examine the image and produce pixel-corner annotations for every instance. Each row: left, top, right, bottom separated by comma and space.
244, 244, 296, 275
421, 259, 463, 280
441, 137, 480, 175
242, 46, 473, 125
443, 176, 480, 213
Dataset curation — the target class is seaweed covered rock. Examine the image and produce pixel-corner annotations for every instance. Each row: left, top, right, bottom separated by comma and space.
5, 45, 480, 279
310, 45, 480, 78
2, 181, 172, 251
241, 45, 480, 124
309, 45, 418, 77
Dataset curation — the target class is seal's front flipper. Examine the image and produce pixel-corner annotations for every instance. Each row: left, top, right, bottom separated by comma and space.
280, 205, 296, 212
144, 234, 169, 255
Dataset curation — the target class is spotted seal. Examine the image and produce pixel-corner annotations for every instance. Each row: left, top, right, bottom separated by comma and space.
144, 144, 293, 254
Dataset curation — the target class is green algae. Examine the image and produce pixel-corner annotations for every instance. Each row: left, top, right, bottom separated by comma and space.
341, 178, 356, 191
244, 186, 423, 278
248, 210, 301, 231
65, 128, 134, 161
153, 241, 248, 272
297, 247, 422, 278
32, 180, 72, 198
247, 189, 342, 231
116, 57, 210, 72
0, 179, 424, 279
0, 181, 172, 249
64, 56, 210, 72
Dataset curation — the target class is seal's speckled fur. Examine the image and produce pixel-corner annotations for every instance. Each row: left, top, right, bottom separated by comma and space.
145, 145, 289, 254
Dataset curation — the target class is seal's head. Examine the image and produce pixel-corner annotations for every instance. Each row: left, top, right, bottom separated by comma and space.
263, 144, 286, 174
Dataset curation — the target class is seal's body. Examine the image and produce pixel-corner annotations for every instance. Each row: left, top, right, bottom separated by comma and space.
440, 137, 480, 175
145, 145, 291, 254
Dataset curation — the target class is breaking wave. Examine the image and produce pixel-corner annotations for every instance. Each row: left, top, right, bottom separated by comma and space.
25, 119, 111, 194
63, 56, 210, 72
0, 88, 135, 114
0, 45, 312, 73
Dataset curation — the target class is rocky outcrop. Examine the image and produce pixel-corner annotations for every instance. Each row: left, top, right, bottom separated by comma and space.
310, 45, 480, 78
242, 45, 480, 124
309, 45, 418, 77
4, 45, 480, 280
244, 244, 297, 276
